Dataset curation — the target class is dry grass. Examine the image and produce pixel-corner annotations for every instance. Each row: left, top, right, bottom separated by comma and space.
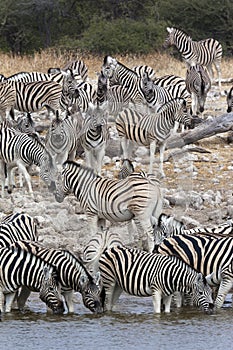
0, 49, 233, 81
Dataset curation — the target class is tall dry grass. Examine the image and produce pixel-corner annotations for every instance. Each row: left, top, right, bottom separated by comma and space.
0, 49, 232, 82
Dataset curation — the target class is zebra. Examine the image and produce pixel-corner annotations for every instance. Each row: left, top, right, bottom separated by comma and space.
118, 159, 135, 180
78, 104, 109, 175
45, 110, 83, 166
52, 160, 162, 253
154, 234, 233, 308
96, 70, 133, 117
0, 243, 64, 314
48, 59, 88, 82
0, 80, 62, 120
13, 240, 104, 314
0, 123, 58, 197
154, 213, 233, 245
163, 27, 222, 89
83, 229, 123, 274
226, 86, 233, 113
98, 245, 214, 313
101, 56, 146, 111
115, 98, 192, 176
185, 64, 211, 115
0, 212, 37, 247
60, 69, 96, 113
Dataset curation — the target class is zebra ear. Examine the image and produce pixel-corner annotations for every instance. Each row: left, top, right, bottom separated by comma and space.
167, 27, 173, 33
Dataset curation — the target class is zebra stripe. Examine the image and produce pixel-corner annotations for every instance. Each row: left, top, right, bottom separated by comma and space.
118, 159, 134, 180
185, 64, 211, 115
115, 98, 191, 176
0, 123, 58, 196
53, 160, 162, 252
45, 111, 82, 165
163, 27, 222, 88
155, 234, 233, 308
63, 60, 88, 81
132, 65, 156, 80
7, 71, 64, 85
0, 243, 64, 313
13, 240, 103, 314
79, 105, 109, 175
0, 212, 37, 247
99, 245, 213, 313
226, 86, 233, 113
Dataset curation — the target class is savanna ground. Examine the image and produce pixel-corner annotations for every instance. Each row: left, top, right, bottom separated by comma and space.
0, 50, 233, 252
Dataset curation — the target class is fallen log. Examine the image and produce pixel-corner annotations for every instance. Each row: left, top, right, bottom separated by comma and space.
166, 112, 233, 149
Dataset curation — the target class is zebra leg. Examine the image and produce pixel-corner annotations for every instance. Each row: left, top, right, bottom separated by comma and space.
214, 276, 233, 308
152, 289, 162, 313
62, 290, 74, 313
121, 137, 131, 159
158, 142, 166, 178
17, 162, 33, 196
96, 145, 106, 176
0, 287, 4, 313
213, 61, 222, 90
191, 93, 198, 115
149, 140, 156, 174
163, 295, 173, 313
104, 282, 122, 312
0, 160, 6, 198
17, 286, 31, 310
134, 217, 154, 252
5, 292, 17, 312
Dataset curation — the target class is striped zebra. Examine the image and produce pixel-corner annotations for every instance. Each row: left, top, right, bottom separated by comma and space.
0, 243, 64, 313
14, 240, 104, 314
45, 111, 83, 166
0, 80, 62, 120
154, 213, 233, 245
96, 70, 133, 117
78, 104, 109, 175
163, 27, 222, 88
226, 86, 233, 113
0, 212, 37, 247
48, 59, 88, 82
101, 56, 146, 111
0, 123, 58, 196
185, 64, 211, 115
52, 160, 162, 252
60, 70, 96, 113
115, 98, 191, 176
154, 234, 233, 308
99, 245, 213, 313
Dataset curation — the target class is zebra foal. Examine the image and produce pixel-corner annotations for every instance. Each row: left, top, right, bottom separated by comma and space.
185, 64, 211, 116
163, 27, 222, 89
99, 245, 213, 313
0, 243, 64, 314
154, 234, 233, 309
52, 160, 162, 253
116, 98, 192, 176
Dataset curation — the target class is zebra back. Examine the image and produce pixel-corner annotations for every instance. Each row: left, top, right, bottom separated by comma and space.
7, 71, 64, 85
132, 65, 156, 81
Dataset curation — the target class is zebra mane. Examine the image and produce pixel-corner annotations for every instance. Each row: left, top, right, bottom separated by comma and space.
172, 27, 192, 40
156, 97, 186, 113
63, 160, 98, 176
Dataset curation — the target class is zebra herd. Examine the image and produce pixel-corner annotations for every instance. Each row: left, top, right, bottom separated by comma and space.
0, 27, 232, 317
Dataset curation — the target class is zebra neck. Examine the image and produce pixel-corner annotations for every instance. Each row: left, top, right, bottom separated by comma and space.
66, 165, 96, 202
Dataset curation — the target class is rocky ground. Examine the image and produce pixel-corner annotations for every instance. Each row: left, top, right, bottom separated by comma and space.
1, 82, 233, 256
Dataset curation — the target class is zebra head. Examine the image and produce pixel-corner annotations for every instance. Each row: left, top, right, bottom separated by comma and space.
15, 112, 36, 135
163, 27, 191, 49
227, 87, 233, 113
102, 55, 118, 79
79, 272, 104, 314
191, 273, 214, 313
39, 266, 65, 314
141, 72, 155, 100
40, 148, 59, 191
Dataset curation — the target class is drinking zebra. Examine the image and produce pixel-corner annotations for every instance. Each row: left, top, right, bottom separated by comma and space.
0, 212, 37, 247
163, 27, 222, 88
154, 234, 233, 308
0, 80, 62, 120
154, 213, 233, 245
99, 245, 213, 313
115, 98, 192, 176
45, 111, 83, 166
14, 240, 104, 314
185, 64, 211, 115
78, 104, 109, 175
52, 160, 162, 252
0, 123, 58, 196
0, 243, 64, 314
